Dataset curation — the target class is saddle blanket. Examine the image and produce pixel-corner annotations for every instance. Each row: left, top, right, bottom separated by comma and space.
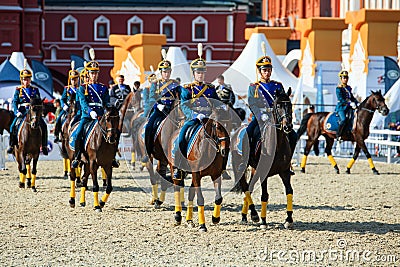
235, 125, 261, 157
171, 123, 202, 159
68, 120, 98, 151
323, 112, 353, 134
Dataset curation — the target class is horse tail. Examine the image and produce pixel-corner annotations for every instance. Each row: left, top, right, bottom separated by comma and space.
296, 113, 313, 140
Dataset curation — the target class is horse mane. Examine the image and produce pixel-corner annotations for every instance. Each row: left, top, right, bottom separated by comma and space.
118, 92, 133, 131
30, 97, 43, 106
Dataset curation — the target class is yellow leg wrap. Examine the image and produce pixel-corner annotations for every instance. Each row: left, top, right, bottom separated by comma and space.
75, 167, 81, 178
131, 152, 135, 164
174, 191, 182, 212
141, 162, 146, 167
63, 158, 68, 172
261, 201, 268, 218
80, 187, 86, 204
242, 199, 249, 214
151, 184, 158, 201
101, 193, 110, 203
327, 155, 337, 167
67, 159, 71, 172
101, 168, 106, 179
198, 205, 206, 225
180, 187, 185, 204
368, 158, 375, 169
300, 155, 308, 168
31, 174, 36, 187
19, 173, 26, 184
70, 181, 76, 198
347, 158, 356, 169
26, 164, 32, 179
186, 201, 194, 221
213, 204, 221, 218
287, 194, 293, 212
93, 192, 100, 207
245, 191, 254, 205
160, 190, 166, 203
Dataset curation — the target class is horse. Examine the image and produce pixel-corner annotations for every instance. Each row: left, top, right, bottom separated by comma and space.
13, 97, 45, 192
67, 105, 120, 211
298, 90, 389, 175
0, 108, 14, 135
169, 109, 230, 232
231, 88, 295, 229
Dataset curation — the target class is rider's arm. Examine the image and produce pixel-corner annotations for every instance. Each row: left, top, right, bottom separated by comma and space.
228, 86, 236, 106
147, 82, 157, 108
12, 88, 20, 115
248, 84, 262, 118
77, 86, 91, 115
180, 87, 193, 120
60, 88, 68, 107
102, 85, 110, 107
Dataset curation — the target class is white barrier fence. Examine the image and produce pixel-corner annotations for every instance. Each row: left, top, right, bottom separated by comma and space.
294, 125, 400, 164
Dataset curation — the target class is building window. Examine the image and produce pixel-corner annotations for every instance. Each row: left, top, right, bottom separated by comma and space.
50, 47, 57, 61
94, 15, 110, 41
83, 47, 90, 61
127, 16, 143, 35
62, 15, 77, 41
192, 16, 208, 42
206, 48, 212, 62
160, 16, 176, 41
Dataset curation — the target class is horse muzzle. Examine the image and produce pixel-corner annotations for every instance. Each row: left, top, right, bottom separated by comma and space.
379, 106, 389, 116
283, 123, 293, 134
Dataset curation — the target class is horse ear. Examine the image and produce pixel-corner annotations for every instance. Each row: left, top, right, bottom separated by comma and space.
287, 87, 292, 97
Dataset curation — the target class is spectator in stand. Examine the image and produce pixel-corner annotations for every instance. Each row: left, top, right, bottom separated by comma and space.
54, 99, 62, 120
388, 121, 400, 157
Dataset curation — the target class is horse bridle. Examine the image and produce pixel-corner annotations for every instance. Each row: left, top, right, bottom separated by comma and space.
359, 94, 386, 114
271, 100, 292, 131
201, 118, 229, 154
99, 112, 119, 144
27, 104, 43, 128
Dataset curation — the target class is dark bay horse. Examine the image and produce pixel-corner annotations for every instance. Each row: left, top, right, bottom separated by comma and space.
14, 98, 44, 192
0, 108, 14, 135
231, 88, 295, 229
68, 106, 120, 211
298, 90, 389, 175
169, 113, 230, 232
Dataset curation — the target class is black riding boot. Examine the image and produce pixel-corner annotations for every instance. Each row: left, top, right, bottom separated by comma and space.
6, 128, 15, 154
337, 123, 345, 141
53, 120, 61, 143
112, 131, 121, 168
71, 141, 81, 169
40, 121, 48, 155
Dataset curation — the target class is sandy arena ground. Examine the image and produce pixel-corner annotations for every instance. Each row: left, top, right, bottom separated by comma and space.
0, 156, 399, 266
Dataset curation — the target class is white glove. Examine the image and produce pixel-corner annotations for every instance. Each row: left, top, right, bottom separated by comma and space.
157, 104, 165, 111
196, 113, 205, 121
16, 112, 23, 118
90, 111, 97, 119
261, 114, 268, 122
63, 105, 69, 111
350, 102, 357, 109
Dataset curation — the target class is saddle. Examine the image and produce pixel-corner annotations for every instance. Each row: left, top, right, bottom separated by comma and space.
178, 120, 202, 158
323, 112, 354, 134
69, 120, 98, 151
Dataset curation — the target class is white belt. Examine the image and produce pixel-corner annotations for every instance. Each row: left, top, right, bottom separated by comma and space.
20, 103, 30, 107
88, 103, 102, 107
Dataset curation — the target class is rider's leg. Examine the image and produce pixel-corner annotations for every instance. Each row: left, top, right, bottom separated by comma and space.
144, 109, 157, 160
7, 117, 18, 153
337, 110, 346, 141
71, 117, 88, 168
111, 130, 121, 168
173, 120, 196, 180
53, 110, 65, 143
40, 118, 48, 155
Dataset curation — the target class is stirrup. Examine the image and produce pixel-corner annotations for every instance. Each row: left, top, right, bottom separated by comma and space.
7, 146, 14, 154
71, 159, 80, 168
112, 159, 120, 168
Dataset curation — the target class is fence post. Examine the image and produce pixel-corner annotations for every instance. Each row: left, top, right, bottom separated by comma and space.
387, 133, 392, 164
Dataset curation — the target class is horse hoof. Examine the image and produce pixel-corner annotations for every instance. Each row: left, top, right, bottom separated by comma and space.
94, 206, 102, 212
27, 179, 31, 188
301, 168, 305, 173
199, 224, 207, 232
19, 182, 25, 189
154, 200, 163, 209
149, 199, 156, 205
100, 201, 105, 208
284, 221, 294, 230
212, 216, 220, 225
372, 168, 380, 175
63, 172, 69, 179
69, 198, 75, 208
346, 168, 351, 174
174, 212, 182, 226
186, 220, 195, 228
240, 213, 248, 224
31, 186, 37, 192
80, 202, 86, 207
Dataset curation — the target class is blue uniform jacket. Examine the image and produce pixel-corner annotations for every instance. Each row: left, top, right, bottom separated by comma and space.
149, 79, 181, 110
248, 79, 284, 120
77, 83, 110, 119
335, 84, 358, 112
180, 82, 221, 121
61, 85, 78, 109
12, 86, 41, 115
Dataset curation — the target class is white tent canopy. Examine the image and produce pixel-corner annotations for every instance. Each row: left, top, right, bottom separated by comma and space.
218, 33, 313, 98
166, 47, 191, 84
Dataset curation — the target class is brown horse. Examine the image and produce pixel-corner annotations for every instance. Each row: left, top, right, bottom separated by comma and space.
0, 108, 14, 135
169, 114, 230, 232
231, 88, 295, 229
298, 90, 389, 175
68, 106, 120, 211
13, 97, 44, 192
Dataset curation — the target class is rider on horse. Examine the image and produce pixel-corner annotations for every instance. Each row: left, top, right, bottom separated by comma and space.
144, 49, 181, 159
109, 74, 132, 110
71, 49, 115, 168
239, 53, 297, 172
335, 70, 358, 141
142, 72, 158, 118
173, 43, 222, 180
7, 62, 48, 155
54, 61, 80, 143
